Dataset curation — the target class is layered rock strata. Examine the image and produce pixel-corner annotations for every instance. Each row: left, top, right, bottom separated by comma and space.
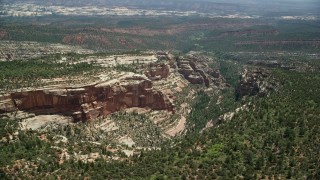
0, 74, 173, 122
176, 55, 226, 88
144, 63, 170, 80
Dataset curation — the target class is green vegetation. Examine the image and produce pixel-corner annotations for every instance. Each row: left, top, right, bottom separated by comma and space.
1, 69, 319, 178
114, 64, 138, 73
0, 117, 55, 179
2, 15, 320, 52
1, 13, 320, 179
214, 51, 241, 87
187, 89, 238, 132
0, 56, 102, 90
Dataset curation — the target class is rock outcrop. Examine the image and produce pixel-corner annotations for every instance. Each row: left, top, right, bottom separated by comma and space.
0, 74, 173, 122
236, 68, 277, 100
176, 54, 226, 88
144, 63, 170, 80
0, 94, 17, 113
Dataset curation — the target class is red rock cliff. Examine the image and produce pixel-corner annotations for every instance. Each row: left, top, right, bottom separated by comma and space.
0, 74, 173, 122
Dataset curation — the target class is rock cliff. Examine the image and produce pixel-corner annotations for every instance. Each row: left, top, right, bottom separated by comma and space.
0, 74, 173, 122
144, 63, 170, 80
176, 54, 226, 88
236, 68, 277, 100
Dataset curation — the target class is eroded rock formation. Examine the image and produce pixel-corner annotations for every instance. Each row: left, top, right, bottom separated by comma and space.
144, 63, 170, 80
0, 74, 173, 122
236, 68, 277, 100
176, 54, 226, 88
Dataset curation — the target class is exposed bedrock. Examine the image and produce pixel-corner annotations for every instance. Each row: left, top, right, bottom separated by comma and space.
176, 55, 226, 88
0, 74, 173, 122
144, 63, 170, 80
236, 68, 278, 100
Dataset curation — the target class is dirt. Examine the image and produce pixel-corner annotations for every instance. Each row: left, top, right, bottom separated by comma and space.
201, 120, 214, 133
119, 136, 135, 147
0, 41, 94, 61
82, 54, 158, 67
20, 115, 73, 130
97, 119, 119, 132
122, 150, 134, 157
124, 107, 151, 114
165, 116, 186, 137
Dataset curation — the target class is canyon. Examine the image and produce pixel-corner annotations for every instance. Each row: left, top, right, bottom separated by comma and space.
0, 73, 173, 122
0, 52, 227, 124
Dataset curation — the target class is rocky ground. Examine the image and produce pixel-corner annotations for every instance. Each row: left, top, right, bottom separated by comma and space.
0, 41, 94, 61
0, 51, 227, 162
236, 67, 278, 100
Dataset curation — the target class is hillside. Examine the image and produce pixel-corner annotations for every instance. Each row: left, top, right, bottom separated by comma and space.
0, 1, 320, 178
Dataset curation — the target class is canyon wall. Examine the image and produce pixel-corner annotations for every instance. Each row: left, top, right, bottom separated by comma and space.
236, 68, 277, 100
176, 55, 226, 88
0, 74, 173, 122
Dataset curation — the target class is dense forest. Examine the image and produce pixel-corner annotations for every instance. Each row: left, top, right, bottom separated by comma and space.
0, 55, 103, 90
1, 10, 320, 179
1, 64, 319, 179
2, 16, 320, 52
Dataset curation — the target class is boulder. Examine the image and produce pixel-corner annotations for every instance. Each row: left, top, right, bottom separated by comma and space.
186, 73, 204, 85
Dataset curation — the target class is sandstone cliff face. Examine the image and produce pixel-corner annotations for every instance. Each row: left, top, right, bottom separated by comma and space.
0, 94, 17, 113
0, 74, 173, 122
144, 63, 170, 80
176, 55, 226, 88
236, 68, 277, 100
